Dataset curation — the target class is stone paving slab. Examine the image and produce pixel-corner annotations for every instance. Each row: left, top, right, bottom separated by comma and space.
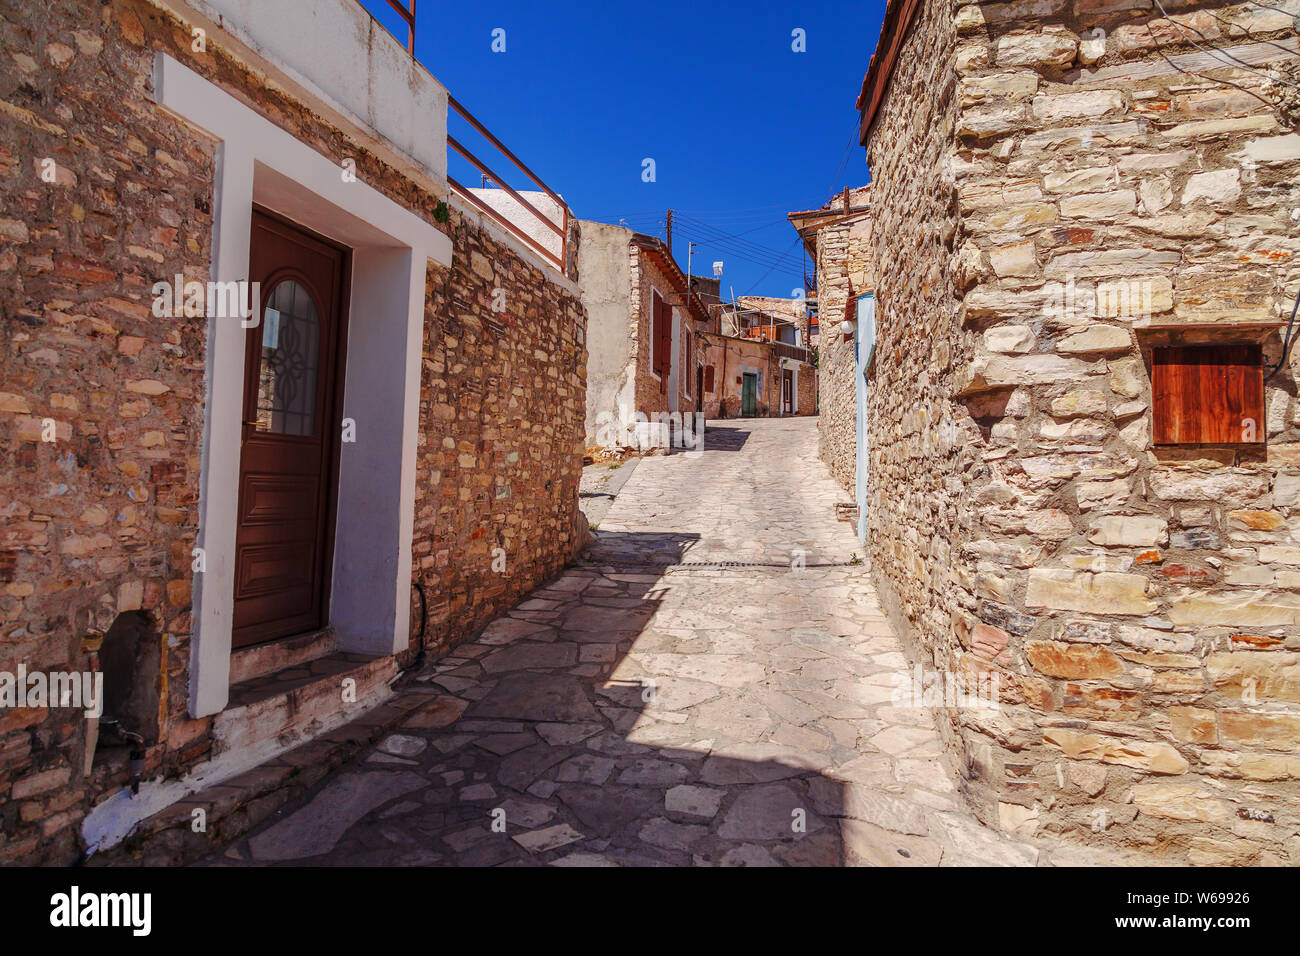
210, 418, 1147, 867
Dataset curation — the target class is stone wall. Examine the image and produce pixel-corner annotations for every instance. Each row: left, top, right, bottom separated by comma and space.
413, 204, 587, 658
630, 250, 679, 419
864, 0, 1300, 862
797, 362, 817, 415
816, 216, 875, 494
0, 0, 585, 863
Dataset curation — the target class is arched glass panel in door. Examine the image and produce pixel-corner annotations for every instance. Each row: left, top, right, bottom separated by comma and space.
254, 278, 320, 436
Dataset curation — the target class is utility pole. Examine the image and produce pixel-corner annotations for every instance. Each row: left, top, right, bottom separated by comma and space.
686, 241, 695, 311
666, 209, 673, 254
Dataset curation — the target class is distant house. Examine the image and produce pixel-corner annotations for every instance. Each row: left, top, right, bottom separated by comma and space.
697, 330, 815, 419
701, 300, 816, 419
737, 296, 811, 348
577, 223, 712, 449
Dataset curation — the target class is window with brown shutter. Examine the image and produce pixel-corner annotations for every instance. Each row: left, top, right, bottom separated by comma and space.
651, 290, 671, 381
704, 365, 715, 393
1151, 344, 1264, 445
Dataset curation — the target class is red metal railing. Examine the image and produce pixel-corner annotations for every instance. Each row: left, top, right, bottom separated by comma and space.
383, 0, 416, 55
363, 0, 570, 272
445, 95, 569, 271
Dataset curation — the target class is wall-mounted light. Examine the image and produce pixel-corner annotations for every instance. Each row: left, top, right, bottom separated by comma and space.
840, 319, 856, 335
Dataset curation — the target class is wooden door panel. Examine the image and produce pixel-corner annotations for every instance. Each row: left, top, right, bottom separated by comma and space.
236, 542, 318, 595
232, 209, 349, 649
239, 473, 321, 525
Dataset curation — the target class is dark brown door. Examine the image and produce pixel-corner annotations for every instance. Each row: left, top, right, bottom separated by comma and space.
232, 209, 350, 649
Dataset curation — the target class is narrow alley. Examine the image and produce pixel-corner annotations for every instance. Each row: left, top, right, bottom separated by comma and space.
208, 419, 1114, 866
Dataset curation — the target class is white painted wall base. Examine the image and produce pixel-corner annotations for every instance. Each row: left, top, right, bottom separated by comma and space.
81, 667, 394, 857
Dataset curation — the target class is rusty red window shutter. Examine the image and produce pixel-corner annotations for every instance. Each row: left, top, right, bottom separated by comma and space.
651, 292, 666, 377
704, 365, 715, 393
660, 299, 671, 377
1152, 344, 1263, 445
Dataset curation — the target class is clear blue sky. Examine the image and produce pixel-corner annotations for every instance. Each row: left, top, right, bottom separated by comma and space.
360, 0, 886, 299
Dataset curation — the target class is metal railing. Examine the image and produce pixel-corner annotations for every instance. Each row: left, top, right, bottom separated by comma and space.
363, 0, 570, 272
770, 341, 813, 364
445, 95, 569, 271
383, 0, 416, 55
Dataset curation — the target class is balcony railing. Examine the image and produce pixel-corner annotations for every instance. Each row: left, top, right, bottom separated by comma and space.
363, 0, 571, 273
771, 341, 813, 364
382, 0, 416, 55
445, 96, 569, 272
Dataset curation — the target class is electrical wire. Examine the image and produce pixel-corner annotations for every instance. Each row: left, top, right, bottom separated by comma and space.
1152, 0, 1300, 89
672, 217, 804, 267
739, 237, 805, 296
822, 120, 863, 207
671, 225, 802, 269
679, 244, 799, 273
1202, 3, 1300, 59
673, 213, 792, 239
673, 234, 801, 272
1265, 283, 1300, 382
1150, 45, 1283, 111
1247, 0, 1296, 15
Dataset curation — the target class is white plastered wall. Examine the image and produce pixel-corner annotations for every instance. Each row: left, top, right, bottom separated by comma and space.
152, 54, 451, 718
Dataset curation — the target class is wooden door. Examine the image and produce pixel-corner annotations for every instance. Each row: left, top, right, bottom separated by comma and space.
232, 209, 350, 649
781, 369, 793, 414
741, 373, 758, 417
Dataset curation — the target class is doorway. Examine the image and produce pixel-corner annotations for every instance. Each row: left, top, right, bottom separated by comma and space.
741, 372, 758, 417
232, 209, 351, 648
781, 368, 794, 415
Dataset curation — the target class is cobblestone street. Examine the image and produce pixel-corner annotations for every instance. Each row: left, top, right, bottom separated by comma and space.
212, 418, 1122, 866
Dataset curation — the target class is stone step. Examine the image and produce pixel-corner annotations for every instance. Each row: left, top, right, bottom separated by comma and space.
227, 627, 337, 685
212, 652, 401, 760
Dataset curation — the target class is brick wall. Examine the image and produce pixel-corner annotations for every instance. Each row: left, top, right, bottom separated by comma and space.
865, 0, 1300, 862
0, 0, 585, 863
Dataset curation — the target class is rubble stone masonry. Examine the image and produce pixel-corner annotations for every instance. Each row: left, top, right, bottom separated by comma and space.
630, 251, 677, 421
816, 214, 875, 494
864, 0, 1300, 862
0, 0, 585, 863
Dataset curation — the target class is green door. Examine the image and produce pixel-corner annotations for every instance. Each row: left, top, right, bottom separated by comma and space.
741, 372, 758, 417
